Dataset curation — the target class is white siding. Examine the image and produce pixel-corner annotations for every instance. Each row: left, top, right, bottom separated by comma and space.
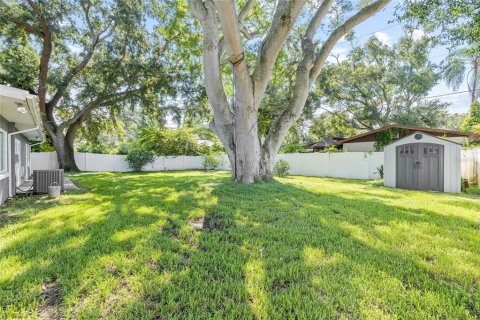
442, 136, 468, 144
384, 132, 461, 193
343, 141, 376, 152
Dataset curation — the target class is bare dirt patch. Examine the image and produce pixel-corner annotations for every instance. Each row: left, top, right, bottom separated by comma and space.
39, 280, 63, 320
191, 217, 204, 230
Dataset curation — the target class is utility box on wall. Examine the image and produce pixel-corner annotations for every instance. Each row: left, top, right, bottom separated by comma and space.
384, 132, 461, 193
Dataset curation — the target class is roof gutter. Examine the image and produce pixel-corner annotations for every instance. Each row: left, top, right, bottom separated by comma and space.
24, 95, 45, 142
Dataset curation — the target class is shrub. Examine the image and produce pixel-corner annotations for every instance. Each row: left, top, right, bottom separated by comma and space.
202, 154, 222, 171
136, 127, 225, 156
322, 145, 345, 153
374, 128, 398, 151
137, 127, 201, 156
461, 178, 469, 192
375, 165, 384, 179
273, 159, 290, 177
279, 143, 307, 153
125, 148, 155, 172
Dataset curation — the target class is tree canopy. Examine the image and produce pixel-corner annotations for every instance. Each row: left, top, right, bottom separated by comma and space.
400, 0, 480, 54
135, 126, 223, 156
315, 33, 451, 130
0, 0, 201, 169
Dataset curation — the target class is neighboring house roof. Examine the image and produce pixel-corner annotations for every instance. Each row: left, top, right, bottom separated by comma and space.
337, 124, 472, 145
197, 139, 214, 147
309, 137, 343, 150
0, 85, 44, 141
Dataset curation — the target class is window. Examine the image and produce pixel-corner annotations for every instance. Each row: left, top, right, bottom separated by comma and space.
400, 146, 414, 156
0, 128, 6, 172
424, 146, 439, 155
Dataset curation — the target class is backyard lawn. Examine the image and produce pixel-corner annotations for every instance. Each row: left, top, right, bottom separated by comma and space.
0, 172, 479, 319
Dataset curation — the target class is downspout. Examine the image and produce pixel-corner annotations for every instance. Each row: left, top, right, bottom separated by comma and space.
7, 127, 41, 197
29, 141, 44, 176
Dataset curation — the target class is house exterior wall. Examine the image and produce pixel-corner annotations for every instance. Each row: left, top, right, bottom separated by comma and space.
384, 133, 461, 193
11, 134, 29, 193
343, 141, 376, 152
0, 114, 32, 204
0, 116, 11, 204
442, 136, 468, 145
344, 136, 468, 153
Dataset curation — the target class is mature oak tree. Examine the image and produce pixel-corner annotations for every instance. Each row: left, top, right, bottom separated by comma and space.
188, 0, 390, 183
0, 0, 187, 170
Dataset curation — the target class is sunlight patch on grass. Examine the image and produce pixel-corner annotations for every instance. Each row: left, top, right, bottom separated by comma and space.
303, 246, 343, 268
0, 256, 32, 283
245, 259, 268, 319
340, 222, 383, 248
0, 172, 479, 318
111, 228, 148, 243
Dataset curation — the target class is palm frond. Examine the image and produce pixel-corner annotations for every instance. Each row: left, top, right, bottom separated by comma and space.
443, 59, 466, 90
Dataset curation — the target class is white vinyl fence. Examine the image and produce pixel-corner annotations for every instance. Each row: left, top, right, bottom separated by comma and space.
461, 148, 480, 185
276, 152, 384, 179
31, 149, 480, 183
32, 151, 384, 179
31, 152, 231, 172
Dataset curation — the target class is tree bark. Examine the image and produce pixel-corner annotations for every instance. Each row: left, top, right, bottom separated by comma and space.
190, 0, 390, 183
50, 129, 80, 171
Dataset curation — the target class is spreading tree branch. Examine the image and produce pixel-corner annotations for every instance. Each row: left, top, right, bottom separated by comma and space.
188, 0, 235, 162
3, 15, 42, 36
48, 3, 116, 108
263, 0, 390, 154
310, 0, 390, 82
58, 89, 140, 131
251, 0, 305, 103
217, 0, 258, 60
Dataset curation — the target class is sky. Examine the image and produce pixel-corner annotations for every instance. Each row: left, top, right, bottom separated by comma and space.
329, 0, 471, 114
163, 0, 472, 128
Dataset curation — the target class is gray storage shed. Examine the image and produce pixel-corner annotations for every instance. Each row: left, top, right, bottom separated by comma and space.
384, 131, 461, 193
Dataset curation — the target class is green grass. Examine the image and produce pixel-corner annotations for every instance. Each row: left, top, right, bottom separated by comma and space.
1, 171, 479, 319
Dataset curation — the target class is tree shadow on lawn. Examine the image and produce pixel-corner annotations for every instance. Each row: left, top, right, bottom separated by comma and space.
0, 172, 479, 319
185, 180, 479, 319
0, 172, 225, 318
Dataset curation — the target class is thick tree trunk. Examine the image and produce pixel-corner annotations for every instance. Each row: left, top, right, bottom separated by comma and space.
50, 130, 80, 171
258, 149, 274, 181
226, 139, 274, 182
232, 96, 261, 183
189, 0, 389, 184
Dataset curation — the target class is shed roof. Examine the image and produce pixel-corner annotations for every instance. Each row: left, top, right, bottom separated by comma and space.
338, 124, 472, 145
384, 131, 462, 149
